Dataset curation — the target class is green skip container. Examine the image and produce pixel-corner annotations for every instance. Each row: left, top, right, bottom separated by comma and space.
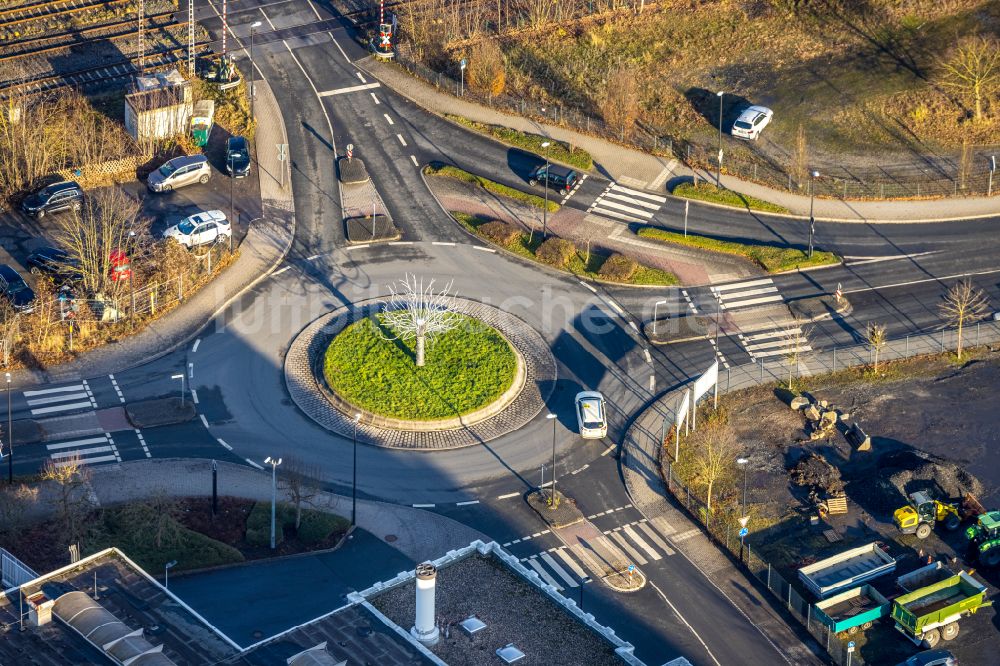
890, 571, 991, 648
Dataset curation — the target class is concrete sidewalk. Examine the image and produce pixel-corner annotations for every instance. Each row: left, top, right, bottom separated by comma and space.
11, 79, 295, 389
362, 58, 999, 223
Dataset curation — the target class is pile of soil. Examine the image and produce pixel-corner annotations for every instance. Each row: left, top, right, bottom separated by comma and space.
789, 453, 845, 503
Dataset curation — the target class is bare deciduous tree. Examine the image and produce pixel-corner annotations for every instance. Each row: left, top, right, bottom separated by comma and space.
600, 65, 640, 139
0, 483, 40, 546
466, 40, 507, 96
782, 319, 811, 391
866, 321, 887, 373
381, 274, 460, 367
41, 456, 92, 542
687, 417, 739, 514
280, 458, 322, 530
939, 277, 989, 359
0, 302, 20, 367
940, 36, 1000, 122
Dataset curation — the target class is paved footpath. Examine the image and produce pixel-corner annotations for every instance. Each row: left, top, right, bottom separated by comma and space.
363, 58, 999, 222
10, 79, 296, 390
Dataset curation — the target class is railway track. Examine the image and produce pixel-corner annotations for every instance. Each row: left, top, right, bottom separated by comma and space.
0, 12, 183, 62
0, 0, 131, 28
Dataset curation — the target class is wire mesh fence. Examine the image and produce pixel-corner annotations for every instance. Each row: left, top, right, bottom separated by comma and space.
394, 51, 1000, 200
649, 318, 1000, 665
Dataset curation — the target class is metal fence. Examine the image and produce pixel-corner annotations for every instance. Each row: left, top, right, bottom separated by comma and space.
393, 51, 1000, 200
1, 547, 37, 591
641, 319, 1000, 666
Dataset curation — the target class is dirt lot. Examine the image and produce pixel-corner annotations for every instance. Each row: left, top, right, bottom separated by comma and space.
720, 350, 1000, 665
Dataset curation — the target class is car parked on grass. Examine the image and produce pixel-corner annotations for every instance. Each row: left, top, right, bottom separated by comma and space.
575, 391, 608, 439
730, 105, 773, 140
162, 210, 231, 248
226, 136, 251, 179
0, 264, 35, 312
528, 164, 578, 193
26, 246, 82, 285
147, 154, 211, 192
21, 181, 84, 218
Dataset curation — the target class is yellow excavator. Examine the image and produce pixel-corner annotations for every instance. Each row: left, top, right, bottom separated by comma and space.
893, 491, 962, 539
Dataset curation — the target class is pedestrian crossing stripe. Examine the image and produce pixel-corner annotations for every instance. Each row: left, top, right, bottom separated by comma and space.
710, 277, 784, 311
737, 326, 812, 361
22, 382, 97, 416
588, 182, 665, 223
46, 434, 120, 468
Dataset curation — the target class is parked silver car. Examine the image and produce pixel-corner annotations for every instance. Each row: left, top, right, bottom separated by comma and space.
147, 154, 211, 192
731, 105, 773, 140
162, 210, 231, 248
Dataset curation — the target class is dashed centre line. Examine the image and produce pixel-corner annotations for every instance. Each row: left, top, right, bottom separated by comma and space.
384, 113, 394, 125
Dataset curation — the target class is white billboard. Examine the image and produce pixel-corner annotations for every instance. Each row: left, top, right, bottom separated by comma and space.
690, 360, 719, 428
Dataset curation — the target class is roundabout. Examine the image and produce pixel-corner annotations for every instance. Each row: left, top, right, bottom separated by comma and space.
283, 293, 558, 450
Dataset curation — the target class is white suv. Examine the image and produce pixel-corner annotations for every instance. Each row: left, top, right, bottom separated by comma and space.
731, 105, 773, 140
575, 391, 608, 439
163, 210, 231, 248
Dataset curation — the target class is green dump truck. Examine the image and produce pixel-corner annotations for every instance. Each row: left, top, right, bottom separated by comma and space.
890, 571, 991, 648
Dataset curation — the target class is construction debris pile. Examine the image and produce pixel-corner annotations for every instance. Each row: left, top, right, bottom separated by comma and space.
790, 394, 850, 442
850, 449, 987, 514
790, 453, 845, 505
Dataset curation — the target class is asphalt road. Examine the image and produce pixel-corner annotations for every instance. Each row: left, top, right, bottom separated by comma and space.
9, 1, 1000, 664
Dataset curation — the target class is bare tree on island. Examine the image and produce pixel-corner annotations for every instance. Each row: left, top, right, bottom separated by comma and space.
381, 274, 460, 367
939, 277, 989, 360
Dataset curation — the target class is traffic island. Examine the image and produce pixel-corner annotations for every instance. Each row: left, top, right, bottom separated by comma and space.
337, 156, 370, 185
125, 397, 197, 428
644, 314, 709, 345
338, 156, 399, 243
346, 213, 399, 243
526, 489, 584, 529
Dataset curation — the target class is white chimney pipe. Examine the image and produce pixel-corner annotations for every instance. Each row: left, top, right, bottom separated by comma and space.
411, 562, 440, 645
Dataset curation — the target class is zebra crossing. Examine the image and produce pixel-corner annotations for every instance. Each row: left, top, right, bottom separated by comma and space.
22, 381, 97, 416
519, 519, 676, 591
46, 433, 121, 468
737, 325, 812, 361
587, 183, 666, 222
709, 277, 784, 311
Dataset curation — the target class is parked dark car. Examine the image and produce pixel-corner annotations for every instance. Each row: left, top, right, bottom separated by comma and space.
26, 246, 82, 285
21, 181, 84, 218
895, 649, 958, 666
226, 136, 251, 179
528, 164, 577, 193
0, 264, 35, 312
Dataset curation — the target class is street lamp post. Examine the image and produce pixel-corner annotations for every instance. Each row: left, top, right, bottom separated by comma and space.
716, 91, 724, 187
264, 456, 282, 549
249, 21, 262, 119
229, 151, 235, 254
652, 299, 668, 336
808, 170, 819, 258
546, 413, 557, 506
737, 457, 749, 560
164, 560, 177, 589
540, 141, 551, 239
170, 373, 185, 406
5, 372, 10, 484
352, 412, 360, 526
128, 231, 136, 317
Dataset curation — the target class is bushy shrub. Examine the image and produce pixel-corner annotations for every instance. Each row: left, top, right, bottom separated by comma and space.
536, 238, 576, 267
479, 220, 521, 246
597, 253, 639, 281
297, 510, 350, 545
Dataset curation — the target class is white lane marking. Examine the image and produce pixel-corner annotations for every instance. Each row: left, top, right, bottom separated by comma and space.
743, 327, 803, 341
46, 436, 109, 450
752, 345, 813, 359
29, 401, 93, 415
346, 244, 370, 250
712, 286, 779, 299
540, 552, 579, 588
54, 454, 117, 467
472, 246, 496, 253
643, 348, 652, 363
623, 524, 663, 561
410, 155, 419, 166
649, 580, 723, 666
188, 362, 194, 380
629, 321, 639, 332
608, 301, 625, 315
23, 384, 85, 397
611, 183, 667, 202
456, 500, 480, 506
135, 429, 150, 458
649, 375, 655, 392
370, 92, 380, 104
273, 266, 290, 275
25, 392, 89, 406
673, 528, 702, 542
200, 414, 210, 428
412, 503, 436, 508
497, 492, 519, 500
317, 82, 382, 97
191, 389, 199, 405
842, 250, 938, 265
554, 548, 590, 580
601, 445, 615, 456
579, 280, 598, 293
397, 133, 407, 146
217, 438, 233, 451
526, 558, 563, 590
636, 521, 675, 556
356, 71, 366, 83
432, 241, 456, 246
246, 458, 264, 470
192, 338, 201, 353
307, 254, 321, 261
384, 113, 394, 125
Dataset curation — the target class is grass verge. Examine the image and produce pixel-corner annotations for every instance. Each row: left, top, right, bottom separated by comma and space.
425, 163, 559, 212
324, 313, 518, 420
672, 182, 789, 214
637, 226, 838, 273
455, 213, 677, 285
246, 502, 350, 548
446, 115, 593, 170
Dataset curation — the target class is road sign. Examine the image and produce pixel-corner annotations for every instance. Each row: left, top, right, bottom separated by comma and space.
739, 527, 749, 538
627, 564, 635, 572
847, 641, 855, 653
460, 58, 467, 70
277, 143, 287, 161
738, 516, 750, 528
346, 143, 354, 160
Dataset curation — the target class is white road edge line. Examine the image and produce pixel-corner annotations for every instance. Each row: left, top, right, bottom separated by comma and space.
190, 389, 199, 405
199, 414, 209, 428
649, 580, 723, 666
456, 500, 480, 506
397, 133, 407, 146
497, 492, 520, 500
432, 242, 456, 246
191, 338, 201, 353
384, 113, 394, 125
246, 458, 264, 470
412, 503, 436, 508
410, 155, 419, 166
472, 246, 496, 253
346, 244, 370, 250
217, 438, 233, 451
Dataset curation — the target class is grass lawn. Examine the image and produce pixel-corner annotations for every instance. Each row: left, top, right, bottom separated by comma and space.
446, 115, 594, 170
424, 163, 559, 212
455, 212, 677, 285
671, 182, 789, 214
245, 502, 350, 548
323, 313, 517, 420
637, 226, 839, 273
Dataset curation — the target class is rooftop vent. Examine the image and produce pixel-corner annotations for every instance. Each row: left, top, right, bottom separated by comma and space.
496, 643, 525, 663
459, 616, 486, 636
410, 563, 440, 646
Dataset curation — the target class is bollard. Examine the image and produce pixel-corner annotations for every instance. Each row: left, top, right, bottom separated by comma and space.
833, 347, 837, 371
976, 322, 981, 347
905, 335, 909, 355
